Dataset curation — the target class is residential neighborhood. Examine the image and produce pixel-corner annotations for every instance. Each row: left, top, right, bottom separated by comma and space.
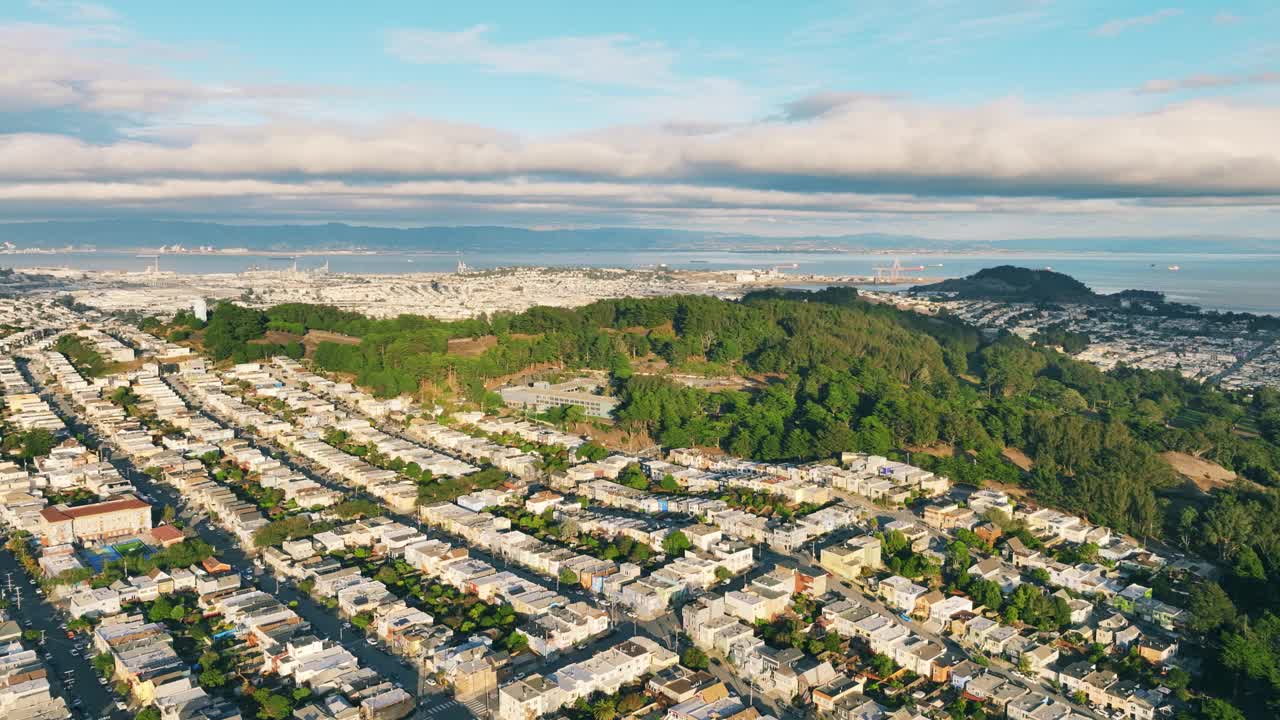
0, 298, 1226, 720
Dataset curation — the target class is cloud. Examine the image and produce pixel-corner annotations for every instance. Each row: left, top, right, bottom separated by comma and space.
780, 92, 898, 121
387, 25, 681, 91
3, 98, 1280, 203
385, 25, 762, 124
0, 21, 359, 145
4, 14, 1280, 233
1094, 8, 1182, 37
29, 0, 118, 22
1138, 71, 1280, 94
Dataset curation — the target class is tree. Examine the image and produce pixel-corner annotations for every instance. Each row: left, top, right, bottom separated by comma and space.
619, 463, 649, 491
93, 652, 116, 677
881, 530, 909, 556
662, 530, 691, 557
504, 630, 529, 653
714, 566, 733, 583
1188, 582, 1237, 633
869, 653, 895, 677
575, 442, 609, 462
136, 708, 162, 720
199, 668, 227, 688
331, 498, 381, 519
1199, 698, 1246, 720
558, 568, 579, 586
1231, 546, 1265, 581
3, 428, 57, 460
1202, 495, 1255, 560
147, 596, 173, 623
375, 565, 401, 587
856, 416, 894, 455
592, 701, 617, 720
945, 540, 971, 581
256, 692, 293, 720
617, 692, 646, 714
967, 578, 1004, 612
629, 543, 651, 563
681, 646, 709, 670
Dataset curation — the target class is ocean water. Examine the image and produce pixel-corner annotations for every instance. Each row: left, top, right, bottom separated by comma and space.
4, 249, 1279, 316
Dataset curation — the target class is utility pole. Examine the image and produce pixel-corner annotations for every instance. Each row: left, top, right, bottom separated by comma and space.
416, 655, 430, 697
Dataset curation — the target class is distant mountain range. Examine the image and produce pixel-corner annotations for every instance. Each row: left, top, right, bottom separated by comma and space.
0, 220, 1275, 254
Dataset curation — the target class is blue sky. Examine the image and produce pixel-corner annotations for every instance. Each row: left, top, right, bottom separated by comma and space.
2, 0, 1279, 239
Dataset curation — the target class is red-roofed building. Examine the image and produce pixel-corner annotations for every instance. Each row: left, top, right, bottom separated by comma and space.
38, 495, 152, 546
149, 524, 186, 547
201, 556, 232, 574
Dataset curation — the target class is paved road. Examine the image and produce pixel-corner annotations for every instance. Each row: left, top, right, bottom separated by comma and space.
0, 547, 128, 720
130, 360, 1078, 718
23, 359, 429, 707
179, 369, 816, 717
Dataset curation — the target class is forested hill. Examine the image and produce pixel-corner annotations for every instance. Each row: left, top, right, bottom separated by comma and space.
148, 286, 1280, 714
911, 265, 1101, 302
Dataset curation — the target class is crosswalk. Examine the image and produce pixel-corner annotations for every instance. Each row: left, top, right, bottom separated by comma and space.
461, 697, 490, 716
420, 700, 457, 716
417, 696, 490, 719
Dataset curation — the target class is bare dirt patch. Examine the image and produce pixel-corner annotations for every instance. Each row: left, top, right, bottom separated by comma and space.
981, 478, 1032, 500
250, 330, 304, 345
447, 335, 498, 357
301, 329, 361, 358
1160, 451, 1236, 491
483, 362, 564, 390
906, 444, 955, 459
1002, 447, 1035, 471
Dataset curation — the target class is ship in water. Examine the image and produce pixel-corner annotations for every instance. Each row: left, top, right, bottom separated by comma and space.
1168, 265, 1181, 271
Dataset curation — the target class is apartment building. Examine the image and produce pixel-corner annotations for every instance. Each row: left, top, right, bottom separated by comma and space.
38, 494, 152, 546
821, 535, 882, 580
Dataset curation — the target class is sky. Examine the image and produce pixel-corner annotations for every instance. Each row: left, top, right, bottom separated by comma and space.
2, 0, 1280, 240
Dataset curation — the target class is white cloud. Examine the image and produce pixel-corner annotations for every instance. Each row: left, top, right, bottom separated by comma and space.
1138, 71, 1280, 94
387, 25, 681, 91
4, 14, 1280, 233
28, 1, 118, 22
385, 25, 763, 124
0, 20, 363, 145
5, 98, 1280, 201
1094, 8, 1182, 37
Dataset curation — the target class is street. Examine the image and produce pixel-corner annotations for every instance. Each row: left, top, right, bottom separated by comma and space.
0, 547, 128, 720
21, 358, 429, 710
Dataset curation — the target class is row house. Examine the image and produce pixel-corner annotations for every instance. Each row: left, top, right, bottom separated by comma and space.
821, 535, 883, 580
878, 575, 929, 613
498, 638, 673, 720
0, 639, 73, 720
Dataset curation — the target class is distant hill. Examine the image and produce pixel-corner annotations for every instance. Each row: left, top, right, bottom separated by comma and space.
0, 219, 1273, 254
911, 266, 1100, 302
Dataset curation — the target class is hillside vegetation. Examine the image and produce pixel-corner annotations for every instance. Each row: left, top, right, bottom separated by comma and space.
154, 285, 1280, 715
